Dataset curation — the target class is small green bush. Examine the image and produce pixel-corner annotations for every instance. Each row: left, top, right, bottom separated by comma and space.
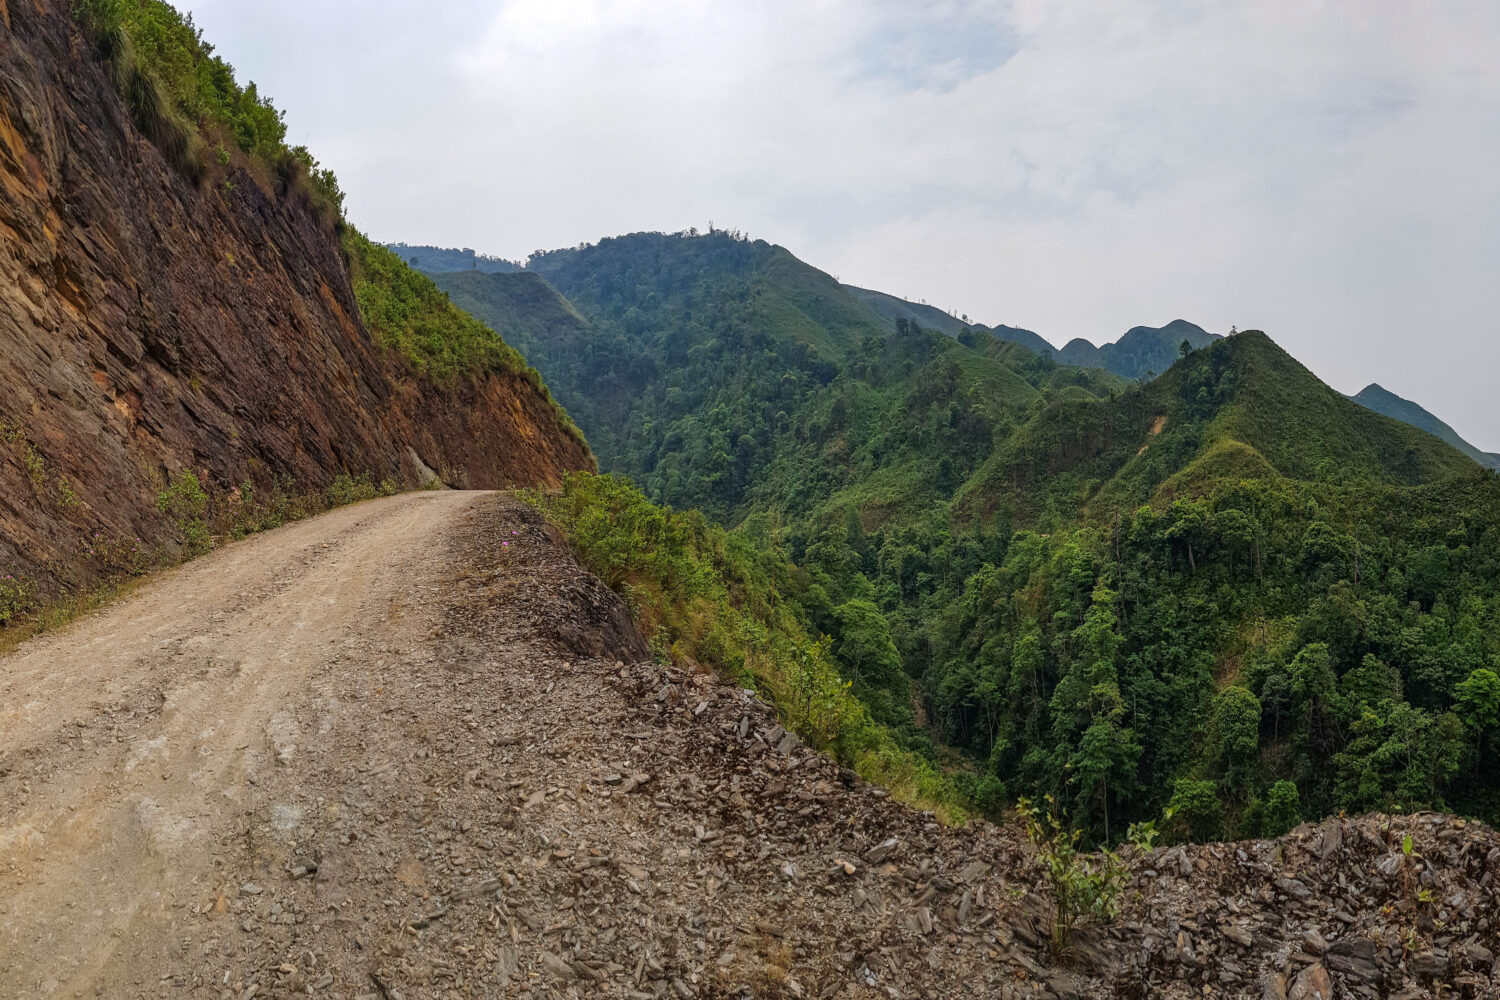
1018, 795, 1130, 957
156, 469, 210, 555
327, 472, 378, 508
0, 573, 38, 626
72, 532, 149, 577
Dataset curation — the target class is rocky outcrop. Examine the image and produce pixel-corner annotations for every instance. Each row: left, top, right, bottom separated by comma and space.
0, 0, 590, 598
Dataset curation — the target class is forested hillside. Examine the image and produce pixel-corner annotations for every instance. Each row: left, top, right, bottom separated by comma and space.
431, 229, 1500, 844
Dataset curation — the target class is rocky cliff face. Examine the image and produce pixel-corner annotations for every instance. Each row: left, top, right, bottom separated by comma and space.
0, 0, 591, 597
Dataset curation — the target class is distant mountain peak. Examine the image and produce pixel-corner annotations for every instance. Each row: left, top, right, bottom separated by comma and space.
1055, 320, 1220, 379
1348, 383, 1500, 470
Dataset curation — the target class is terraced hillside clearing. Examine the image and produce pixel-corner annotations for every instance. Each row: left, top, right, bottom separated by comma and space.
1, 493, 1497, 999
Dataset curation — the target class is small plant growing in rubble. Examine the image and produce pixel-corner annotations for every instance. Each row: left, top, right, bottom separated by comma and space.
1393, 829, 1439, 933
1124, 806, 1174, 856
1399, 832, 1420, 897
1017, 795, 1129, 957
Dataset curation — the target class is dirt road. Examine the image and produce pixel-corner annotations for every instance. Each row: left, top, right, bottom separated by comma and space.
0, 492, 495, 996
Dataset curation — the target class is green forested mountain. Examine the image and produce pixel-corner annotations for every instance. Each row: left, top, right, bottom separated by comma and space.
842, 284, 1057, 356
429, 230, 1500, 843
1055, 319, 1221, 380
434, 232, 1123, 523
389, 243, 522, 274
1349, 383, 1500, 471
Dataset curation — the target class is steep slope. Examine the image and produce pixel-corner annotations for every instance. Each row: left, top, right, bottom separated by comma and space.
1055, 318, 1222, 379
434, 269, 594, 381
843, 283, 1057, 355
1350, 383, 1500, 470
0, 0, 589, 602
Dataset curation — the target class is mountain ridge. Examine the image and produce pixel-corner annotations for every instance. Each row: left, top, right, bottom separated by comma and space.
1054, 318, 1222, 379
1349, 382, 1500, 471
841, 283, 1058, 355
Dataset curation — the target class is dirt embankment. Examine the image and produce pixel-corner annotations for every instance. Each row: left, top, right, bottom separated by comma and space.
0, 0, 590, 599
2, 492, 1497, 1000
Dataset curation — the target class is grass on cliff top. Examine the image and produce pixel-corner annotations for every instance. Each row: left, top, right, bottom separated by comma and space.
521, 472, 973, 823
342, 232, 589, 452
343, 230, 531, 382
73, 0, 344, 223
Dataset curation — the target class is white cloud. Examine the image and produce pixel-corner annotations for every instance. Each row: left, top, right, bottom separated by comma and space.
182, 0, 1500, 449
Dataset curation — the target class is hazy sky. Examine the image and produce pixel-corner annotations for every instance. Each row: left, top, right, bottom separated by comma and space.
182, 0, 1500, 451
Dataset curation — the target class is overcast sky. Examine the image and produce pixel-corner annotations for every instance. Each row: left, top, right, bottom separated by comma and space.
182, 0, 1500, 451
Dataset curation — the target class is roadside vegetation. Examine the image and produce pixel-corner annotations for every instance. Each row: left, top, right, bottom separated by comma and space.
522, 472, 973, 823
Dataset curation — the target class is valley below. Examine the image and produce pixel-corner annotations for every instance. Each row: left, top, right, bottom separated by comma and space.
2, 494, 1496, 1000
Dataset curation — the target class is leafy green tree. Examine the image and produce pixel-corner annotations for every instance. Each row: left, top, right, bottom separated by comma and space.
1167, 779, 1221, 841
1046, 586, 1142, 839
832, 599, 907, 724
1333, 702, 1464, 813
1259, 780, 1302, 837
1290, 642, 1341, 761
1069, 700, 1142, 843
1212, 686, 1261, 783
1341, 654, 1403, 715
1454, 667, 1500, 764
